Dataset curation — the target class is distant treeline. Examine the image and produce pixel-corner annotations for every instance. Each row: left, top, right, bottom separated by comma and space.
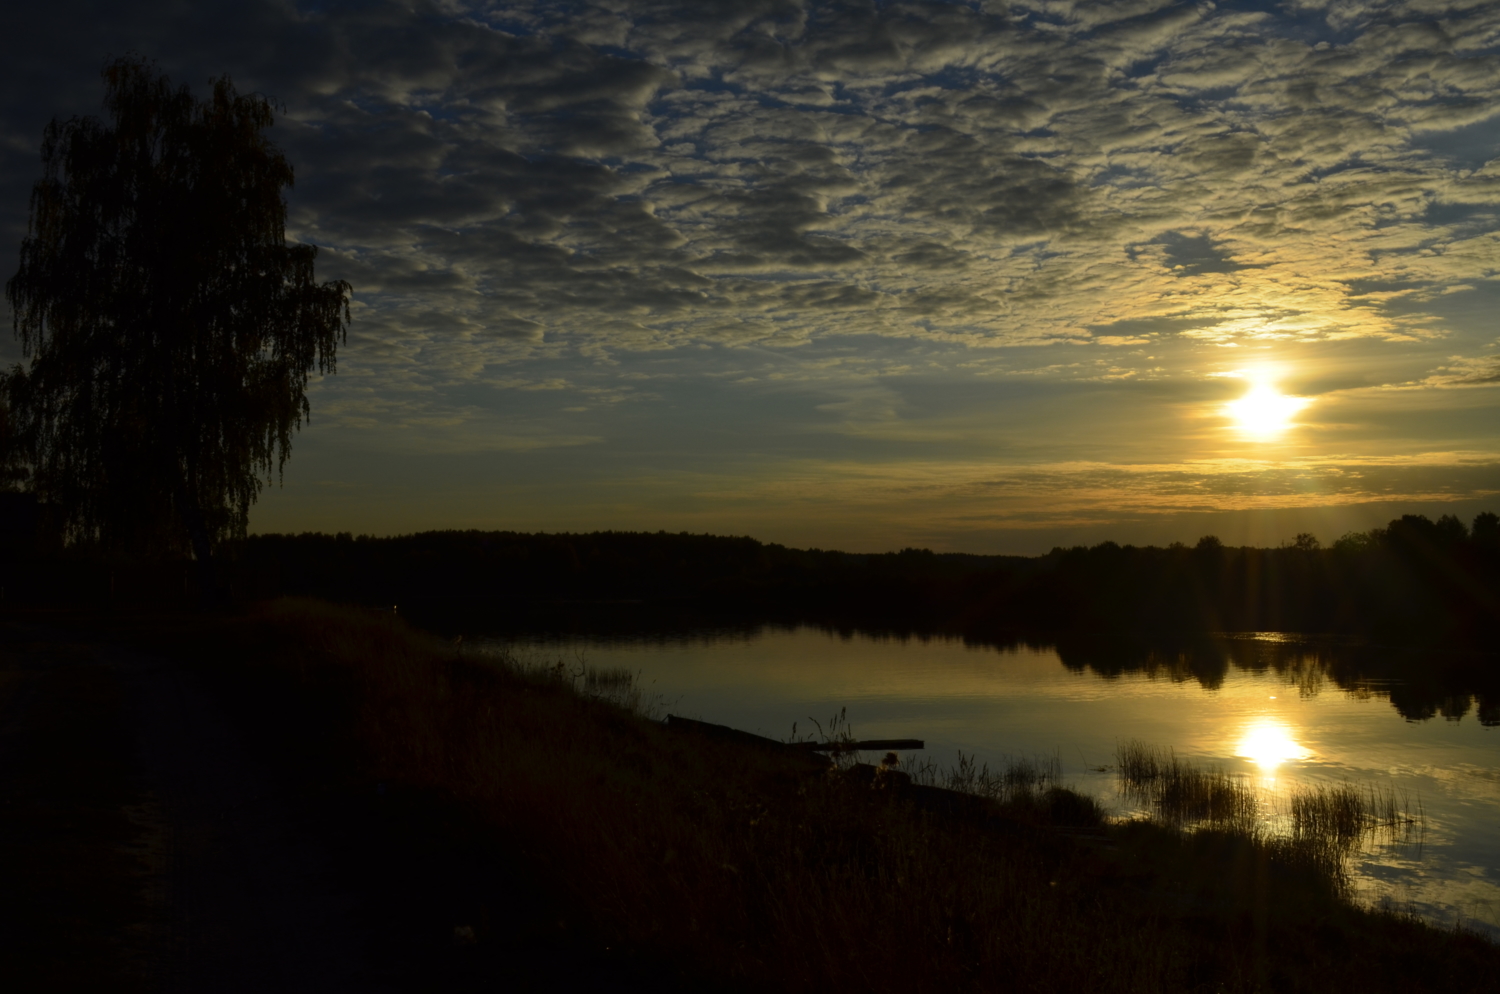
996, 513, 1499, 644
3, 509, 1496, 646
221, 528, 1030, 632
222, 511, 1499, 644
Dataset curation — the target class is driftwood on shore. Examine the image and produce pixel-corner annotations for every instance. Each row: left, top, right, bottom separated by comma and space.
791, 738, 925, 753
664, 716, 1006, 819
664, 714, 923, 755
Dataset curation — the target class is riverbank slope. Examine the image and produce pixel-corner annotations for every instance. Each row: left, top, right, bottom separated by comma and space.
4, 599, 1498, 992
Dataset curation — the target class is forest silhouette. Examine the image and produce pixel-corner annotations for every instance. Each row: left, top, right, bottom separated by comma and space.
7, 510, 1493, 645
211, 511, 1500, 643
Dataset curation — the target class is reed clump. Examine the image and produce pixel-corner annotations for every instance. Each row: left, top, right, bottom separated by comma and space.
1116, 739, 1258, 828
191, 600, 1499, 994
1116, 741, 1429, 893
1290, 781, 1423, 850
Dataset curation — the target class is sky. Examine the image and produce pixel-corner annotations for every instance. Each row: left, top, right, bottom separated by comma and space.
2, 0, 1499, 553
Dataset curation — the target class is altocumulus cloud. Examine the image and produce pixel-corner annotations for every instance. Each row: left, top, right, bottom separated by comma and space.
1, 0, 1498, 546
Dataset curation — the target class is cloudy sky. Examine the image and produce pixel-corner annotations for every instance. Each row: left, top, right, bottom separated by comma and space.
3, 0, 1499, 552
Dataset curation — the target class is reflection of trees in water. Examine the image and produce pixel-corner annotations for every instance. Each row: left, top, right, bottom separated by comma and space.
1052, 638, 1234, 690
1051, 635, 1499, 726
416, 586, 1499, 727
1282, 653, 1326, 698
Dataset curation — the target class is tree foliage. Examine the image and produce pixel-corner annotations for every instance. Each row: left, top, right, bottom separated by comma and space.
3, 57, 350, 562
0, 396, 28, 493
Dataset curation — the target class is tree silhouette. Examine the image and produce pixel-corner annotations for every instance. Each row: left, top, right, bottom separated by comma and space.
4, 57, 350, 589
0, 395, 27, 493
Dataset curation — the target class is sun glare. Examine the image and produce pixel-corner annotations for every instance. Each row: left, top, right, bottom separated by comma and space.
1225, 382, 1310, 438
1235, 719, 1312, 770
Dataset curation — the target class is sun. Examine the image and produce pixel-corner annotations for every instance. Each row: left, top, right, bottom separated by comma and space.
1226, 382, 1310, 438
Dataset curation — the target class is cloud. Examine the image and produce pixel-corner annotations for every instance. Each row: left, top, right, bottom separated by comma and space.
659, 451, 1500, 540
1420, 354, 1500, 387
1, 0, 1498, 475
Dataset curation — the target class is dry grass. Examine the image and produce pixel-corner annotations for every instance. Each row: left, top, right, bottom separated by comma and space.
912, 750, 1060, 800
190, 599, 1499, 994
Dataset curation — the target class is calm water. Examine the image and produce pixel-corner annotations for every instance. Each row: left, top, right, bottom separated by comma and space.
478, 625, 1500, 937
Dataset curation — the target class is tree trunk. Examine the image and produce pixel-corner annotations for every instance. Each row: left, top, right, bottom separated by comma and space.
176, 484, 220, 607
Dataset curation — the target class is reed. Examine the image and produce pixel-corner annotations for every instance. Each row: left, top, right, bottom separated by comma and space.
1290, 781, 1423, 850
1116, 739, 1258, 828
1115, 740, 1430, 895
1120, 738, 1425, 849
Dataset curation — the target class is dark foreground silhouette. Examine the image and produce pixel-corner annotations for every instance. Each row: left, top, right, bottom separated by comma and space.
11, 600, 1500, 993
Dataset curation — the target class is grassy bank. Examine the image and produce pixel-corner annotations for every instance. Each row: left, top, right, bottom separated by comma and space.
141, 597, 1494, 994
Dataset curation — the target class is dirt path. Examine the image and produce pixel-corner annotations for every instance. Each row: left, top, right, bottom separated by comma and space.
0, 627, 153, 991
111, 641, 383, 993
1, 621, 383, 993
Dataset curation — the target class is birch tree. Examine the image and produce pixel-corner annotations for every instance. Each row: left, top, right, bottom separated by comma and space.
4, 57, 350, 590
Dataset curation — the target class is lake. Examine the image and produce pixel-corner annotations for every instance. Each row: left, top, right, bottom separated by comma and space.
475, 622, 1500, 938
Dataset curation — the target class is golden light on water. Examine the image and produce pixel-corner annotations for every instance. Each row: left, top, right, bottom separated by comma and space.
1235, 719, 1312, 770
1225, 381, 1310, 438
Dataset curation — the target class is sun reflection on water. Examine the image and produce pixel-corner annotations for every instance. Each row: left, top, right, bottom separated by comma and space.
1236, 718, 1313, 772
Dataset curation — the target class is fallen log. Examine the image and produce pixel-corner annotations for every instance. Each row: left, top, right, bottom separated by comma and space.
791, 738, 924, 752
664, 716, 922, 754
665, 714, 791, 750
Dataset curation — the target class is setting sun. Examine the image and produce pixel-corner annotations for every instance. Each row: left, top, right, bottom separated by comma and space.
1235, 719, 1313, 770
1226, 383, 1310, 438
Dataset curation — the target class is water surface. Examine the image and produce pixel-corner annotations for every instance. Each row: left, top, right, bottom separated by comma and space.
480, 625, 1500, 936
